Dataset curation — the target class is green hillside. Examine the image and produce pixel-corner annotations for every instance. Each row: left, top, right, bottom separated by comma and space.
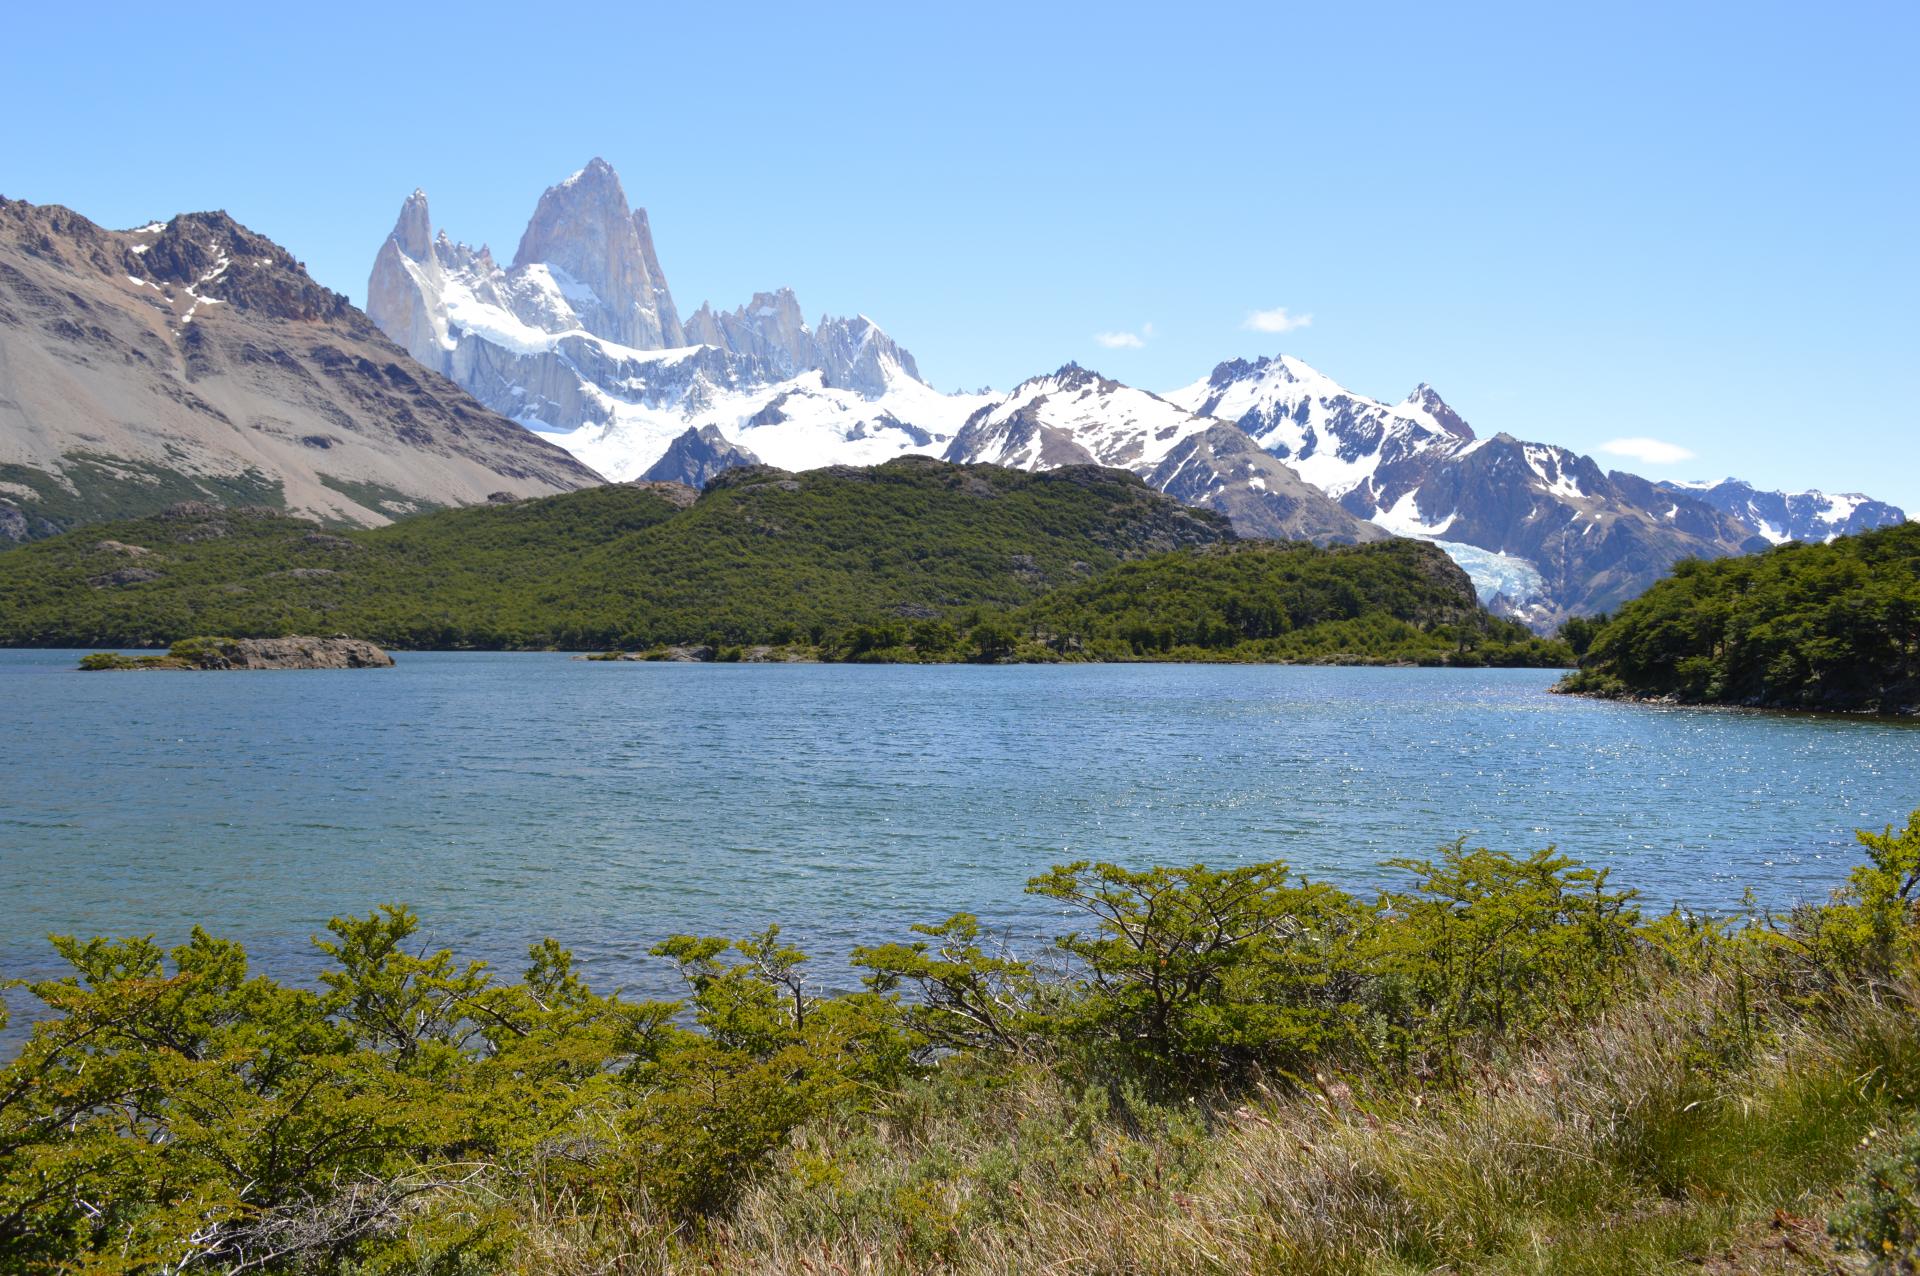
0, 460, 1229, 649
832, 539, 1568, 666
1558, 521, 1920, 712
0, 457, 1567, 666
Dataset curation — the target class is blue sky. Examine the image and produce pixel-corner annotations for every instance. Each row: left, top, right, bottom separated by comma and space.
3, 1, 1915, 505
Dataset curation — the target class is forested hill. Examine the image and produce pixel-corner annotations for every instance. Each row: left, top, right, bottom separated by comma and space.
1558, 521, 1920, 713
0, 456, 1563, 665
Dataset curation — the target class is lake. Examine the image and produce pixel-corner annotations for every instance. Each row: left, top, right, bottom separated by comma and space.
3, 652, 1917, 1018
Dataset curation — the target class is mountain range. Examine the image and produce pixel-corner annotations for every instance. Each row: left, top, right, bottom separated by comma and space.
0, 196, 598, 544
364, 159, 1907, 627
0, 162, 1903, 632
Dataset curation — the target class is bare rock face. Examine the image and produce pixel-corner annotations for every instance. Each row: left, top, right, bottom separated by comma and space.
0, 194, 603, 545
81, 636, 395, 670
814, 313, 923, 395
178, 636, 395, 669
640, 424, 762, 488
511, 158, 683, 349
682, 289, 814, 379
366, 190, 445, 372
1150, 424, 1389, 547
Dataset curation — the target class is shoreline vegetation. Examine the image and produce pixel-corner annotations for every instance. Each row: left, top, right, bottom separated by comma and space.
0, 461, 1571, 669
1558, 522, 1920, 715
4, 811, 1919, 1273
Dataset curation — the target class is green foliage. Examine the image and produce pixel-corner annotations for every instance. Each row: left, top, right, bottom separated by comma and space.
637, 926, 915, 1215
1834, 1124, 1920, 1273
0, 915, 675, 1273
996, 540, 1572, 667
0, 460, 1570, 666
78, 650, 145, 670
1561, 522, 1920, 711
1375, 844, 1641, 1079
1788, 809, 1920, 983
855, 913, 1045, 1055
1025, 860, 1369, 1085
0, 460, 1226, 650
1557, 611, 1609, 657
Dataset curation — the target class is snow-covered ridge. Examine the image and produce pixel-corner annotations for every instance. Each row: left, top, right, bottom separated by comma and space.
946, 365, 1213, 473
1164, 354, 1469, 504
1656, 477, 1904, 546
366, 159, 982, 480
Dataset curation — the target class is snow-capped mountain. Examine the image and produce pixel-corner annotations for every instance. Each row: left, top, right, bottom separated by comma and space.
1167, 355, 1906, 625
945, 365, 1384, 545
1166, 355, 1469, 507
364, 162, 1906, 623
365, 159, 987, 481
1657, 479, 1907, 546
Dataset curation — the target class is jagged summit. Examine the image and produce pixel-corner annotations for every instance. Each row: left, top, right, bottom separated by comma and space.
365, 160, 946, 468
943, 360, 1382, 547
510, 158, 682, 348
1656, 477, 1906, 545
680, 288, 925, 396
390, 190, 433, 260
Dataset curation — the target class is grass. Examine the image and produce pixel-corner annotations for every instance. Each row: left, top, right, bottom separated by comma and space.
516, 974, 1914, 1274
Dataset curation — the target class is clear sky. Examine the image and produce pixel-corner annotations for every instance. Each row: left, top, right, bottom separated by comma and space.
3, 1, 1914, 506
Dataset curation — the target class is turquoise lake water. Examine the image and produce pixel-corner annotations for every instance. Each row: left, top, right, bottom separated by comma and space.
3, 651, 1917, 1016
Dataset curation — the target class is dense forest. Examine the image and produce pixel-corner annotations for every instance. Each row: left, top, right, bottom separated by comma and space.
4, 810, 1919, 1273
1559, 521, 1920, 712
0, 459, 1568, 667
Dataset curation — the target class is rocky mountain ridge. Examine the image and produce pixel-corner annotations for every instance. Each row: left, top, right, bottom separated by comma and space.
941, 364, 1384, 546
1160, 354, 1900, 624
365, 160, 967, 479
0, 195, 601, 545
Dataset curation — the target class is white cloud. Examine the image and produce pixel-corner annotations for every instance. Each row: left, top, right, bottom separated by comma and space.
1093, 322, 1152, 349
1244, 306, 1312, 334
1600, 436, 1697, 465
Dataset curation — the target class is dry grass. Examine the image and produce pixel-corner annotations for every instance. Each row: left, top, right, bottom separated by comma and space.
494, 972, 1916, 1275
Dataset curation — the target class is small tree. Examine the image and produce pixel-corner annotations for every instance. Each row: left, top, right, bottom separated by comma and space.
1026, 860, 1367, 1086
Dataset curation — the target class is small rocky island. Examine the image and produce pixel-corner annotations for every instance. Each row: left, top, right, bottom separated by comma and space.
79, 636, 394, 671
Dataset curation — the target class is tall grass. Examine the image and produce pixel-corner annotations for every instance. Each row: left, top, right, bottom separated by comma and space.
508, 969, 1917, 1274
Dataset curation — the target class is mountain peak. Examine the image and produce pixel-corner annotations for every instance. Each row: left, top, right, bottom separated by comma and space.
509, 160, 681, 349
514, 161, 635, 270
1401, 382, 1474, 439
562, 156, 619, 187
388, 189, 433, 260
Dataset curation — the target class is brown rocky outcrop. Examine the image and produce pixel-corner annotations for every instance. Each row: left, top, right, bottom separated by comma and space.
81, 636, 394, 670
